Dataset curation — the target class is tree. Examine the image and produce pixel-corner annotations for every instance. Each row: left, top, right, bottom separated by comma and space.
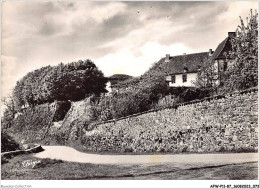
1, 94, 18, 129
193, 57, 218, 94
223, 9, 258, 91
13, 59, 107, 107
2, 95, 17, 120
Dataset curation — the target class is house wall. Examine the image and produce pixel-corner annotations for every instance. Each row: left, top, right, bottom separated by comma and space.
169, 73, 197, 87
105, 81, 112, 93
215, 59, 234, 85
217, 59, 234, 71
213, 60, 220, 86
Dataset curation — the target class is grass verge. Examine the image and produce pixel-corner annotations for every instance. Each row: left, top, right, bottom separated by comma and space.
1, 154, 258, 180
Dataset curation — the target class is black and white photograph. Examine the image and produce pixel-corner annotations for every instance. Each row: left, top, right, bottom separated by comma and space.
1, 0, 259, 188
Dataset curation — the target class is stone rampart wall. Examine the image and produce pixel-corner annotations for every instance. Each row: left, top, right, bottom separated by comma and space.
83, 89, 258, 153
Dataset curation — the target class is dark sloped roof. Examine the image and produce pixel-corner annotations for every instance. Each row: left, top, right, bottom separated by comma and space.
211, 36, 232, 60
107, 74, 133, 86
108, 74, 133, 80
158, 52, 209, 75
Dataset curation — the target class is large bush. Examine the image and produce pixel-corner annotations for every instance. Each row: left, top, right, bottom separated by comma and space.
155, 95, 177, 109
178, 87, 212, 102
1, 131, 21, 152
166, 87, 212, 104
13, 60, 107, 107
91, 76, 169, 121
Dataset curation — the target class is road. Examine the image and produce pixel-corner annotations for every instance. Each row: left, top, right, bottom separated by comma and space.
34, 146, 258, 169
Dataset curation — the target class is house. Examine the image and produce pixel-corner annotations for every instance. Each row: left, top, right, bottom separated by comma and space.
164, 32, 235, 87
164, 51, 211, 87
211, 32, 235, 85
106, 74, 133, 93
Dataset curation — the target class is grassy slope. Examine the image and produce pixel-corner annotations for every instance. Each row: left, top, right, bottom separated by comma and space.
7, 103, 55, 144
1, 154, 258, 180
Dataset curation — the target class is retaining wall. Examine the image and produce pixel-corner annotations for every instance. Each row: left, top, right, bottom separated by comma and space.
83, 89, 258, 153
48, 99, 92, 145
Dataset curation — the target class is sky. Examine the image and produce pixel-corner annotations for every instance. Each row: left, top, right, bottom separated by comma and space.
1, 1, 258, 100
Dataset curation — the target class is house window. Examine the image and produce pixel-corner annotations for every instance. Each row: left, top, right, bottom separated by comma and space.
165, 76, 172, 82
223, 62, 227, 71
182, 74, 187, 83
172, 75, 176, 83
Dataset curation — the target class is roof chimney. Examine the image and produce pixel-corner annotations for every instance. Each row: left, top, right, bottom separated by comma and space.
228, 32, 236, 38
165, 54, 170, 62
209, 49, 213, 56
